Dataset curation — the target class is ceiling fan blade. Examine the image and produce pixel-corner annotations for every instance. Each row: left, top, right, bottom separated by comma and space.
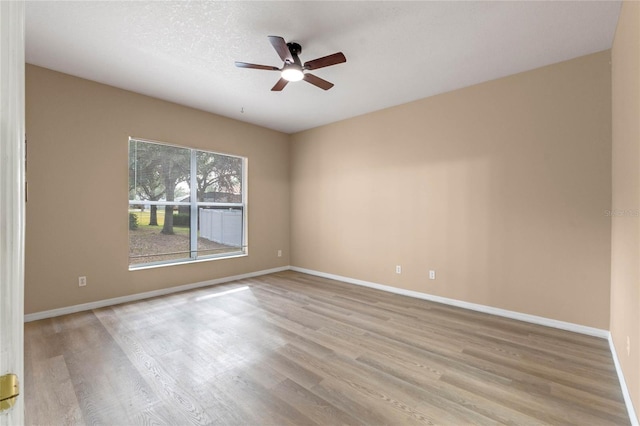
271, 78, 289, 91
303, 52, 346, 70
303, 73, 334, 90
268, 36, 293, 63
235, 62, 280, 71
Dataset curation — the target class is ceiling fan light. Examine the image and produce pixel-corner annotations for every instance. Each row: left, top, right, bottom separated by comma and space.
281, 66, 304, 82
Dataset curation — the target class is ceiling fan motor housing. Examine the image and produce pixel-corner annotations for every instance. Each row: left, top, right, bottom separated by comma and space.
287, 42, 302, 55
287, 42, 303, 66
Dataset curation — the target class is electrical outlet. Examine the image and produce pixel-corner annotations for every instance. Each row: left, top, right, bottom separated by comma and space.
395, 265, 402, 274
627, 336, 631, 356
429, 270, 436, 280
277, 250, 282, 257
78, 276, 87, 287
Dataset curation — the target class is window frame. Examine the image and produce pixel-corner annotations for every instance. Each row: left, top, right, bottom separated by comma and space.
128, 137, 248, 270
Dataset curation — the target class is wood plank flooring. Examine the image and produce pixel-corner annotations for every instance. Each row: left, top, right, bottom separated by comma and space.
24, 271, 630, 425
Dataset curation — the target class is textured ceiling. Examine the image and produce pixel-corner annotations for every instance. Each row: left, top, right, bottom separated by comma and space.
25, 1, 621, 134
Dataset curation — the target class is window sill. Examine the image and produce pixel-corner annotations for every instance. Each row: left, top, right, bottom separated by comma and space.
128, 252, 247, 271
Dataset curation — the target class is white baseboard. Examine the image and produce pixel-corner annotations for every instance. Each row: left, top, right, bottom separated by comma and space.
24, 266, 289, 322
289, 266, 609, 339
608, 333, 639, 425
28, 264, 609, 337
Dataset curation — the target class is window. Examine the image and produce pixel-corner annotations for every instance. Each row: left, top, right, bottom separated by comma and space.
128, 138, 246, 268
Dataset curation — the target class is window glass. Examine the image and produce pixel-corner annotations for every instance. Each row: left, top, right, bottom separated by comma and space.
128, 139, 246, 268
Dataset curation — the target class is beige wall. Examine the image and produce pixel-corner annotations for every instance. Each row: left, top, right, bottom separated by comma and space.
611, 0, 640, 414
291, 51, 612, 329
26, 52, 614, 329
25, 65, 290, 314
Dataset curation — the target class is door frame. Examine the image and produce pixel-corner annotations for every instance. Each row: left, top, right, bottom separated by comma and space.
0, 1, 25, 424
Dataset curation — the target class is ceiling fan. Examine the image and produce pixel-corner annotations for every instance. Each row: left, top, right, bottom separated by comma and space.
235, 36, 346, 91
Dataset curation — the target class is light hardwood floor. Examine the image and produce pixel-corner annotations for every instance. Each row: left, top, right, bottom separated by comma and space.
24, 271, 630, 425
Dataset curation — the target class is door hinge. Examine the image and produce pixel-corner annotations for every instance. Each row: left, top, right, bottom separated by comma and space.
0, 374, 19, 412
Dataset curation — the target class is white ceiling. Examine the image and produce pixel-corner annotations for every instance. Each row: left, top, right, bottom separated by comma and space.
26, 1, 621, 134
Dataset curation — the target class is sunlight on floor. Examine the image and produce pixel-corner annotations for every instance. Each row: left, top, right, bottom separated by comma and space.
194, 286, 250, 302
